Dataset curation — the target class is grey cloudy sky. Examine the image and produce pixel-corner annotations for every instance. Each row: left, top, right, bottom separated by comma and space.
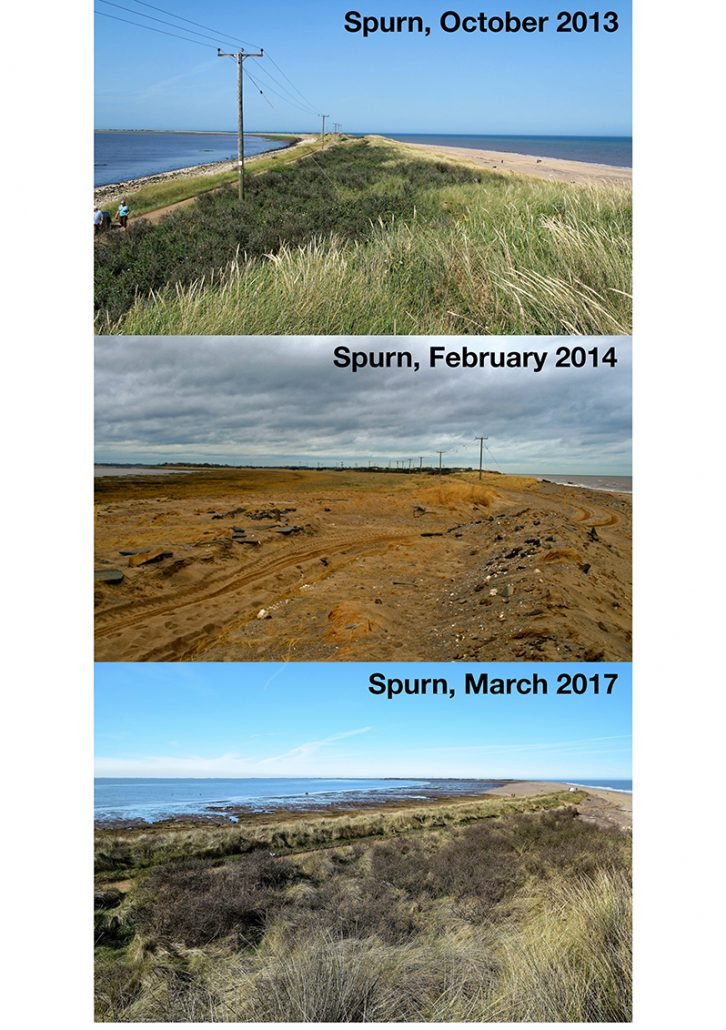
95, 337, 631, 474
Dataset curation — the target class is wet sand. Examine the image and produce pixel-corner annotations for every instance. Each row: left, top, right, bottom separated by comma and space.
390, 138, 632, 184
96, 782, 631, 838
94, 468, 631, 662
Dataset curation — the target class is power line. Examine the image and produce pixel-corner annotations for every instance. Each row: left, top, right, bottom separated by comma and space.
250, 61, 318, 116
99, 3, 324, 124
95, 9, 216, 48
265, 51, 318, 110
128, 0, 262, 49
129, 1, 323, 117
246, 66, 319, 117
244, 66, 274, 109
98, 1, 232, 48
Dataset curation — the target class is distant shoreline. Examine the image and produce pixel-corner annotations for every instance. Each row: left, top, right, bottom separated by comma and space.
391, 137, 631, 184
94, 779, 632, 830
94, 134, 307, 199
95, 129, 298, 137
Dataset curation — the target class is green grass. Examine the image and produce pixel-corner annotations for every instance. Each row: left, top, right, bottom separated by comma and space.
95, 137, 631, 335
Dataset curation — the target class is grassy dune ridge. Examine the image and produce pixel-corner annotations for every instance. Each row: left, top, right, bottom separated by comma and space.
95, 137, 631, 335
95, 790, 579, 875
95, 792, 632, 1022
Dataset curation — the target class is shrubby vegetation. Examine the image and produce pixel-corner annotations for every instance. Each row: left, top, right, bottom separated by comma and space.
95, 140, 480, 324
95, 798, 632, 1022
95, 138, 632, 335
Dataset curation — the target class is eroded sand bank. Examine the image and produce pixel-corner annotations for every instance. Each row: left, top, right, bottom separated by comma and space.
95, 468, 631, 663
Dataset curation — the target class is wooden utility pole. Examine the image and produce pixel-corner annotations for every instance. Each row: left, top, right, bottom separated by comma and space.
319, 113, 329, 148
217, 48, 264, 201
475, 435, 489, 480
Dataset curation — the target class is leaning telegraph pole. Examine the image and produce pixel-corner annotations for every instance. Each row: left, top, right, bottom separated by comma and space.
319, 113, 329, 149
475, 435, 489, 480
218, 48, 264, 202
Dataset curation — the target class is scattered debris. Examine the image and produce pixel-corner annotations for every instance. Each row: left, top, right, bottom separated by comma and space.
127, 550, 173, 567
95, 569, 124, 585
212, 506, 247, 520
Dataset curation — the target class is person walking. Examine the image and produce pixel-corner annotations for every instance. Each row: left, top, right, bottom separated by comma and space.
93, 206, 104, 234
117, 200, 129, 228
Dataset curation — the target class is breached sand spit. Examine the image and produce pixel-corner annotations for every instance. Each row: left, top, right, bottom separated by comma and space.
94, 468, 631, 663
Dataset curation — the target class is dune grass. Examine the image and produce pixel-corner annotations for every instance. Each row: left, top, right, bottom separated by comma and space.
95, 796, 631, 1022
95, 790, 580, 876
95, 137, 631, 335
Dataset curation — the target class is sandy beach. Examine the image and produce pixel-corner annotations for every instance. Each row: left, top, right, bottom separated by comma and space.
487, 780, 632, 831
392, 138, 632, 184
94, 468, 631, 662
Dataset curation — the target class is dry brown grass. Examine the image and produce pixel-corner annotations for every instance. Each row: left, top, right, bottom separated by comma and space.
95, 798, 631, 1022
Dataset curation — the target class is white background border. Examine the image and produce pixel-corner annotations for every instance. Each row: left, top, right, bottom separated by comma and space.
3, 2, 724, 1026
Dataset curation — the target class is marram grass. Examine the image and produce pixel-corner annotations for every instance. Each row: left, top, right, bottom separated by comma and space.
96, 140, 631, 336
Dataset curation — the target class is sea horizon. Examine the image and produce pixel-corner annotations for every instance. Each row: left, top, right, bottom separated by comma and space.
358, 132, 632, 167
94, 776, 632, 824
94, 129, 632, 186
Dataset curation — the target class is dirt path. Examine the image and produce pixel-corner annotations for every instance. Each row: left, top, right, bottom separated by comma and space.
94, 136, 317, 227
95, 470, 631, 662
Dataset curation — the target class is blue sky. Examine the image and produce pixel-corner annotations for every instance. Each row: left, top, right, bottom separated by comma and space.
95, 1, 631, 134
95, 662, 632, 778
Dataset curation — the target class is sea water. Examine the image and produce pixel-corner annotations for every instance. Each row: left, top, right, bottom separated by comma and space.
95, 777, 633, 824
566, 779, 632, 793
94, 777, 503, 823
376, 133, 632, 168
94, 131, 290, 187
537, 474, 632, 493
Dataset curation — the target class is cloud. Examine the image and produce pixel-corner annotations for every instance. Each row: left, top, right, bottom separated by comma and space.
94, 336, 631, 473
259, 726, 373, 764
95, 726, 373, 778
